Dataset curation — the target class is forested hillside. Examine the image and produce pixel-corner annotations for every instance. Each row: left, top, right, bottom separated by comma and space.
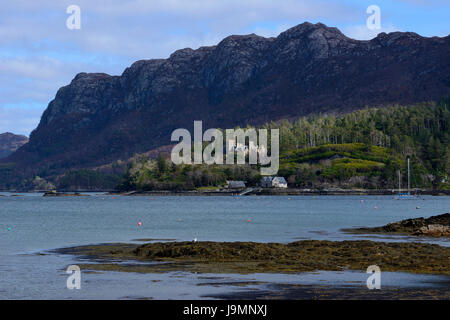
116, 101, 449, 192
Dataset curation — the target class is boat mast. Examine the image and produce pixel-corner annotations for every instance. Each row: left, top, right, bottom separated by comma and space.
398, 170, 401, 192
407, 158, 410, 195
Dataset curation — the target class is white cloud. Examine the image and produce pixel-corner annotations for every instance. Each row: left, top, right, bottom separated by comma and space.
342, 24, 401, 40
0, 57, 65, 79
0, 0, 358, 58
396, 0, 450, 6
0, 105, 45, 136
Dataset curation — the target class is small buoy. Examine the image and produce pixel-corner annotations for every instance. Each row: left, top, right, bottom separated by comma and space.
112, 197, 115, 199
7, 227, 11, 231
248, 219, 251, 223
416, 206, 420, 209
137, 222, 142, 227
373, 206, 377, 210
360, 200, 364, 203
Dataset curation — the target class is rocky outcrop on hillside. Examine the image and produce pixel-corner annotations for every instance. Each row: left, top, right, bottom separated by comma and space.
3, 22, 450, 179
0, 132, 28, 159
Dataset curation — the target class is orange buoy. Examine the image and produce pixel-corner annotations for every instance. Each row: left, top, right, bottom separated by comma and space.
137, 222, 142, 227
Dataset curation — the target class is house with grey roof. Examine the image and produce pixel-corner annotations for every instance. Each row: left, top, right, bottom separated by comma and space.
260, 176, 288, 188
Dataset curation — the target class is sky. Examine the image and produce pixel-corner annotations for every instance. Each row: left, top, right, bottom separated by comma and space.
0, 0, 449, 136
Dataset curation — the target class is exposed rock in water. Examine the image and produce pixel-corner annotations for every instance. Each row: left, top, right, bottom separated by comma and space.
43, 191, 89, 197
415, 224, 450, 237
53, 240, 450, 275
344, 213, 450, 237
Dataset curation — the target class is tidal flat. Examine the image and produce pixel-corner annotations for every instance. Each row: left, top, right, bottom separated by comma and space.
54, 240, 450, 275
3, 194, 449, 299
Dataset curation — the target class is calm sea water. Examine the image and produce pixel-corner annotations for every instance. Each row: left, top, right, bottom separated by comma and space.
0, 193, 449, 299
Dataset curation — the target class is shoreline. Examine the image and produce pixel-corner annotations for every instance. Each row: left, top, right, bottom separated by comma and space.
1, 188, 449, 196
107, 188, 450, 196
205, 282, 450, 300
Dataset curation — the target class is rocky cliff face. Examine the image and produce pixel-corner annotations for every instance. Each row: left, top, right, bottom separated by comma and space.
0, 133, 28, 159
4, 22, 450, 176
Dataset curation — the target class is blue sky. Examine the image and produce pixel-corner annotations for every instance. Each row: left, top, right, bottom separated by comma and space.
0, 0, 449, 136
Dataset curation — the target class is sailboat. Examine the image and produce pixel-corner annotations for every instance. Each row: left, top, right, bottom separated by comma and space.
395, 158, 416, 200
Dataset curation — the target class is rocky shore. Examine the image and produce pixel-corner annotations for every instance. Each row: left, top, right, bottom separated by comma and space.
344, 213, 450, 237
54, 239, 450, 275
109, 189, 450, 196
205, 282, 450, 300
43, 191, 89, 197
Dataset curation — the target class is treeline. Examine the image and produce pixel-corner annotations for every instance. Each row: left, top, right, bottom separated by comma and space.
117, 101, 449, 191
56, 169, 120, 191
116, 153, 261, 191
270, 102, 447, 156
2, 102, 447, 192
268, 101, 449, 187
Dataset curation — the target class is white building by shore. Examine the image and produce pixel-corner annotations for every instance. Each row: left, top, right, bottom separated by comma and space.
260, 176, 287, 188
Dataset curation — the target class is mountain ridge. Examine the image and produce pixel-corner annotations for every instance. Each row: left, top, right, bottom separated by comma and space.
3, 22, 450, 186
0, 132, 28, 159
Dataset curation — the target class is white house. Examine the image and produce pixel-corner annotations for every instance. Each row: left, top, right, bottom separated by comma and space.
260, 176, 288, 188
272, 177, 288, 188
